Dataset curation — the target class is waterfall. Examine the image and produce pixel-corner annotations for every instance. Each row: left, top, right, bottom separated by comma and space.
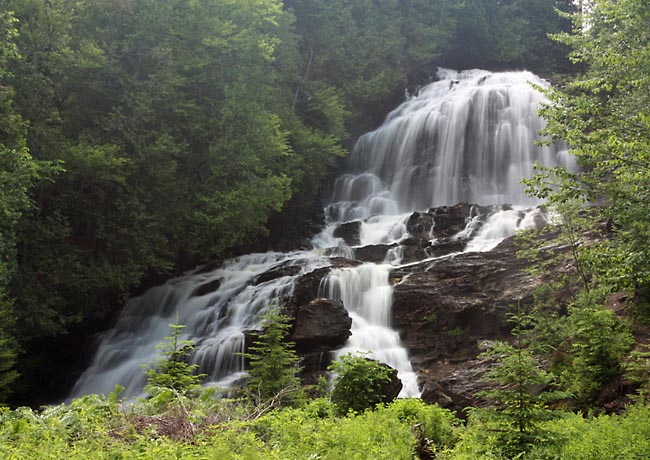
318, 264, 419, 397
326, 69, 574, 222
71, 69, 572, 400
71, 252, 331, 397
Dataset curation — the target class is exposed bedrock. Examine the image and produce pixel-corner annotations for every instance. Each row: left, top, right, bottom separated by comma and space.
391, 234, 571, 412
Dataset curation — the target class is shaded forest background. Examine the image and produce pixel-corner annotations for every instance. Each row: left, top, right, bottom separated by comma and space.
0, 0, 577, 405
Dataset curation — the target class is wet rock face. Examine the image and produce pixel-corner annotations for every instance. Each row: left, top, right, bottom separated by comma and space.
399, 203, 491, 263
289, 258, 360, 310
405, 211, 435, 239
254, 263, 302, 285
354, 244, 396, 263
431, 203, 478, 238
191, 279, 221, 297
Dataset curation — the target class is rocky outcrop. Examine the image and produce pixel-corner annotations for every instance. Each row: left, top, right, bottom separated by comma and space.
390, 233, 571, 413
398, 203, 494, 264
289, 257, 360, 309
354, 244, 396, 263
254, 263, 302, 285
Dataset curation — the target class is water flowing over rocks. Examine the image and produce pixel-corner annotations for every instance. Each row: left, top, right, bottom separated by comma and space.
71, 69, 576, 409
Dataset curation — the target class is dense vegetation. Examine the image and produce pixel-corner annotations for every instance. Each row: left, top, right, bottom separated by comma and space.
2, 0, 650, 457
0, 382, 648, 459
1, 323, 648, 459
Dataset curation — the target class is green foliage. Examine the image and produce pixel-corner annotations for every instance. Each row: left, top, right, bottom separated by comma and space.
623, 344, 650, 398
328, 353, 394, 415
557, 293, 634, 404
1, 384, 649, 460
445, 403, 650, 459
529, 0, 650, 313
0, 9, 42, 404
443, 0, 576, 72
0, 0, 587, 403
245, 306, 302, 405
384, 398, 458, 450
0, 0, 328, 401
145, 321, 204, 397
525, 404, 650, 460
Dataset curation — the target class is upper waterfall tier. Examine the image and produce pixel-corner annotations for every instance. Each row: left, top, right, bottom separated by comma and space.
327, 69, 575, 222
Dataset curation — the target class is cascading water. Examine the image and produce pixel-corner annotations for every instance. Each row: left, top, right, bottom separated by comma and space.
318, 264, 420, 396
71, 252, 331, 397
71, 69, 574, 400
326, 69, 574, 222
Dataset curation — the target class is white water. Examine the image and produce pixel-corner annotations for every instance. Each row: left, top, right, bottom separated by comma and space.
71, 69, 572, 400
326, 69, 573, 222
319, 264, 419, 397
71, 252, 330, 397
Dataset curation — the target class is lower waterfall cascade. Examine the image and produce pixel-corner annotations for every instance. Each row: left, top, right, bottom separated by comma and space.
70, 69, 576, 400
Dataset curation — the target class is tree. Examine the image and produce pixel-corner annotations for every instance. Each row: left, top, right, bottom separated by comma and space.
0, 9, 41, 404
441, 0, 576, 73
529, 0, 650, 313
145, 321, 203, 397
2, 0, 324, 402
245, 306, 302, 406
470, 309, 569, 458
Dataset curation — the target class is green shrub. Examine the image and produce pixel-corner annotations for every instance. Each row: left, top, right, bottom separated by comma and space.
558, 296, 634, 404
384, 399, 458, 450
248, 400, 417, 459
527, 403, 650, 460
328, 353, 394, 415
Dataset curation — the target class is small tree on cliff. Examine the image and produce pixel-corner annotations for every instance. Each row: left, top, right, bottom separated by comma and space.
469, 309, 569, 458
245, 305, 303, 406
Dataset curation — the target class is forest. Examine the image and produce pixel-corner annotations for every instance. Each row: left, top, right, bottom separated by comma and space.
1, 0, 649, 458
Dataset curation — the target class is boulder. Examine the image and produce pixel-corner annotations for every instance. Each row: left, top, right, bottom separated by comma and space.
292, 298, 352, 352
333, 221, 362, 246
379, 362, 403, 404
191, 278, 221, 297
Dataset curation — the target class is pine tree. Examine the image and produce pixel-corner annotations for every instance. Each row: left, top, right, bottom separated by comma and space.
245, 306, 302, 406
471, 308, 569, 458
145, 321, 204, 397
